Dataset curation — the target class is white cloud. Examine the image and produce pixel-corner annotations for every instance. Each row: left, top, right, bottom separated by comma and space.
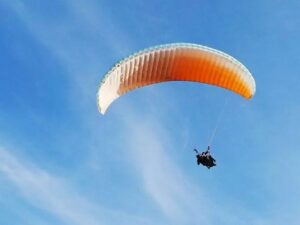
0, 148, 97, 225
118, 109, 212, 224
0, 147, 161, 225
4, 0, 134, 108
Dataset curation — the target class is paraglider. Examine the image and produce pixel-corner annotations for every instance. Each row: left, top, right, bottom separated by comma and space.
97, 43, 255, 169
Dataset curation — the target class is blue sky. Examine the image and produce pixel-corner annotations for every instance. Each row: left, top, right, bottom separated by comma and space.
1, 0, 300, 224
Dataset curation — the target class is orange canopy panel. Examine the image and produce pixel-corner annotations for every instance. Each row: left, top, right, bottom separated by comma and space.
97, 43, 256, 114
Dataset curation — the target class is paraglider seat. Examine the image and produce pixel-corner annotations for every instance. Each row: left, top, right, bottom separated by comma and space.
195, 148, 216, 169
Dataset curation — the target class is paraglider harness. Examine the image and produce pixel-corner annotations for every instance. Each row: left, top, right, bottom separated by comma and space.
194, 146, 216, 169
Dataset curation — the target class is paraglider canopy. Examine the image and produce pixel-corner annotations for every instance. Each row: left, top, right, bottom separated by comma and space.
97, 43, 256, 114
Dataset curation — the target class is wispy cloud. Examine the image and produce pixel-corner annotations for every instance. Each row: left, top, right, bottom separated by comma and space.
5, 0, 133, 59
0, 147, 100, 225
116, 108, 212, 224
4, 0, 134, 107
115, 98, 282, 225
0, 147, 160, 225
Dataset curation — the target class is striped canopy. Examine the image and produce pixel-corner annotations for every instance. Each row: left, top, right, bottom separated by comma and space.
97, 43, 255, 114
